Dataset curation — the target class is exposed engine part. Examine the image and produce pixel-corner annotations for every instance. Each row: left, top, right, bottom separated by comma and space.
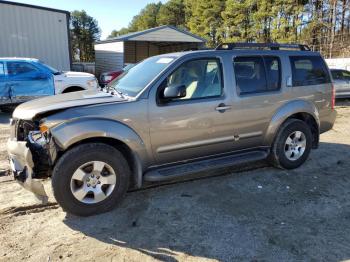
27, 131, 58, 179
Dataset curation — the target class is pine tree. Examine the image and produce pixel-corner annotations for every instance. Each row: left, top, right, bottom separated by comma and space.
157, 0, 186, 28
70, 10, 101, 62
185, 0, 225, 47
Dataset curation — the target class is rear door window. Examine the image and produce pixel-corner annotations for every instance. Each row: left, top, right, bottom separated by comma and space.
264, 57, 281, 91
233, 56, 281, 95
290, 56, 331, 86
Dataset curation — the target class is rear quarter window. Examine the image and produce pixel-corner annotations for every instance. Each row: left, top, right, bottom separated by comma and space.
290, 56, 331, 86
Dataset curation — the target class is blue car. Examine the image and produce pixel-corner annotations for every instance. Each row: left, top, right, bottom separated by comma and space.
0, 58, 98, 111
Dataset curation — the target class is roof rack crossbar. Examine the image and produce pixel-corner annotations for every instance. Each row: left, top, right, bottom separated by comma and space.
215, 42, 310, 51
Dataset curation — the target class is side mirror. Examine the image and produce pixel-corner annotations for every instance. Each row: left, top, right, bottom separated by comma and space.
163, 84, 186, 99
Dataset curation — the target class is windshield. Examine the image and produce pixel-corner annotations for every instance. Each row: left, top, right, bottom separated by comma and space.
109, 56, 175, 97
123, 64, 134, 71
39, 61, 61, 75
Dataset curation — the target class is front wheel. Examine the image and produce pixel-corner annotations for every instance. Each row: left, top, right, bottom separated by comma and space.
269, 119, 313, 169
52, 143, 130, 216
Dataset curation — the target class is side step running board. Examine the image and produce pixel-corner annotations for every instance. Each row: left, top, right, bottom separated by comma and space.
144, 150, 268, 182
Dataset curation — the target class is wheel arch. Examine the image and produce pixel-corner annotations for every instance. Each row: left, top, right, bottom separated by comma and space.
61, 86, 86, 93
50, 118, 148, 188
264, 100, 320, 148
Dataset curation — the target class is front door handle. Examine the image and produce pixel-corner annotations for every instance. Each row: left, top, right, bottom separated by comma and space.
215, 103, 232, 112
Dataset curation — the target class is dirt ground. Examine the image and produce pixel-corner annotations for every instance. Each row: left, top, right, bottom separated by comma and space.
1, 102, 350, 262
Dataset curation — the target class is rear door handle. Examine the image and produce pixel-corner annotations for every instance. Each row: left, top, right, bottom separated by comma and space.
215, 103, 232, 112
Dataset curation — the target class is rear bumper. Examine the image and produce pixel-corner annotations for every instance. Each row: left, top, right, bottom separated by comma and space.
320, 109, 337, 134
7, 138, 48, 202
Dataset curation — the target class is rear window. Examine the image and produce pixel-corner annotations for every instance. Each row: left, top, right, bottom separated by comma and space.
290, 56, 330, 86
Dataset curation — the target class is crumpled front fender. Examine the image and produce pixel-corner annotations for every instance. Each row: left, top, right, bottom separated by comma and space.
50, 118, 147, 156
50, 118, 148, 188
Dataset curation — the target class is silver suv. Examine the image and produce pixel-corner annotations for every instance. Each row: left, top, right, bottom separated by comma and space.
7, 43, 337, 216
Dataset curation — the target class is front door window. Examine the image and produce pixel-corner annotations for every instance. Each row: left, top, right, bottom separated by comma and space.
159, 58, 223, 102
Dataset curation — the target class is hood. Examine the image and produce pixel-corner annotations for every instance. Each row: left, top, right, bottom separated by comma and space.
13, 90, 127, 120
63, 71, 95, 77
60, 71, 95, 78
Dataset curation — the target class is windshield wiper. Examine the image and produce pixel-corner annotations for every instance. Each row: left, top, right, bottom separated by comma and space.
109, 87, 128, 99
115, 89, 125, 98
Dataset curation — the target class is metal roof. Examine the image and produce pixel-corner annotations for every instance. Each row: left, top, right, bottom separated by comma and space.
0, 57, 39, 61
0, 0, 70, 15
96, 25, 206, 44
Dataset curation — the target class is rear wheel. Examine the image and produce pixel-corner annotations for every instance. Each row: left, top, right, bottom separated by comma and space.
52, 143, 130, 216
269, 119, 313, 169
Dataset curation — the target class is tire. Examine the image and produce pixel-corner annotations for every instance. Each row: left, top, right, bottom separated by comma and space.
52, 143, 130, 216
269, 119, 313, 169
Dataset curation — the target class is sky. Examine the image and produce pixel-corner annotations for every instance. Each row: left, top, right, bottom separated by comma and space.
8, 0, 166, 40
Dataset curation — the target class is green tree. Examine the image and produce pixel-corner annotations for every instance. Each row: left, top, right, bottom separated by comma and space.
70, 10, 101, 62
105, 0, 350, 58
157, 0, 186, 28
129, 2, 163, 31
251, 0, 274, 42
185, 0, 225, 47
222, 0, 255, 42
270, 0, 306, 43
108, 27, 130, 39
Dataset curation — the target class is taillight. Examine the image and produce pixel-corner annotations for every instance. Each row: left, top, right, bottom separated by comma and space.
331, 84, 335, 110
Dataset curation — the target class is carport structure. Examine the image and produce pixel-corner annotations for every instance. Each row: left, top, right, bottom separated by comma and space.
94, 25, 206, 75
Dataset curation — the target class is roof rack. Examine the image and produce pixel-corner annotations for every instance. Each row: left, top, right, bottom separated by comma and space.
216, 43, 311, 51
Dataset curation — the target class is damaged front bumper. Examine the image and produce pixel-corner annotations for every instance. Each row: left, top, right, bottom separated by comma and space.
7, 132, 56, 203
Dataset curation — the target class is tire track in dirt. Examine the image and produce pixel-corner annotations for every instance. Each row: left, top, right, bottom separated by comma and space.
0, 202, 59, 217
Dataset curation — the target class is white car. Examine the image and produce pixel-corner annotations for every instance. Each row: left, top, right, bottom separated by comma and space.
0, 58, 98, 111
53, 70, 98, 93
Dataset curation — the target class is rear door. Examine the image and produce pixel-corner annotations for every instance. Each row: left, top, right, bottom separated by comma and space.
0, 62, 9, 104
230, 55, 284, 149
6, 61, 54, 103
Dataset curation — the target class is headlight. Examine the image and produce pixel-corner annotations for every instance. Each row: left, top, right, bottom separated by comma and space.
87, 79, 97, 88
